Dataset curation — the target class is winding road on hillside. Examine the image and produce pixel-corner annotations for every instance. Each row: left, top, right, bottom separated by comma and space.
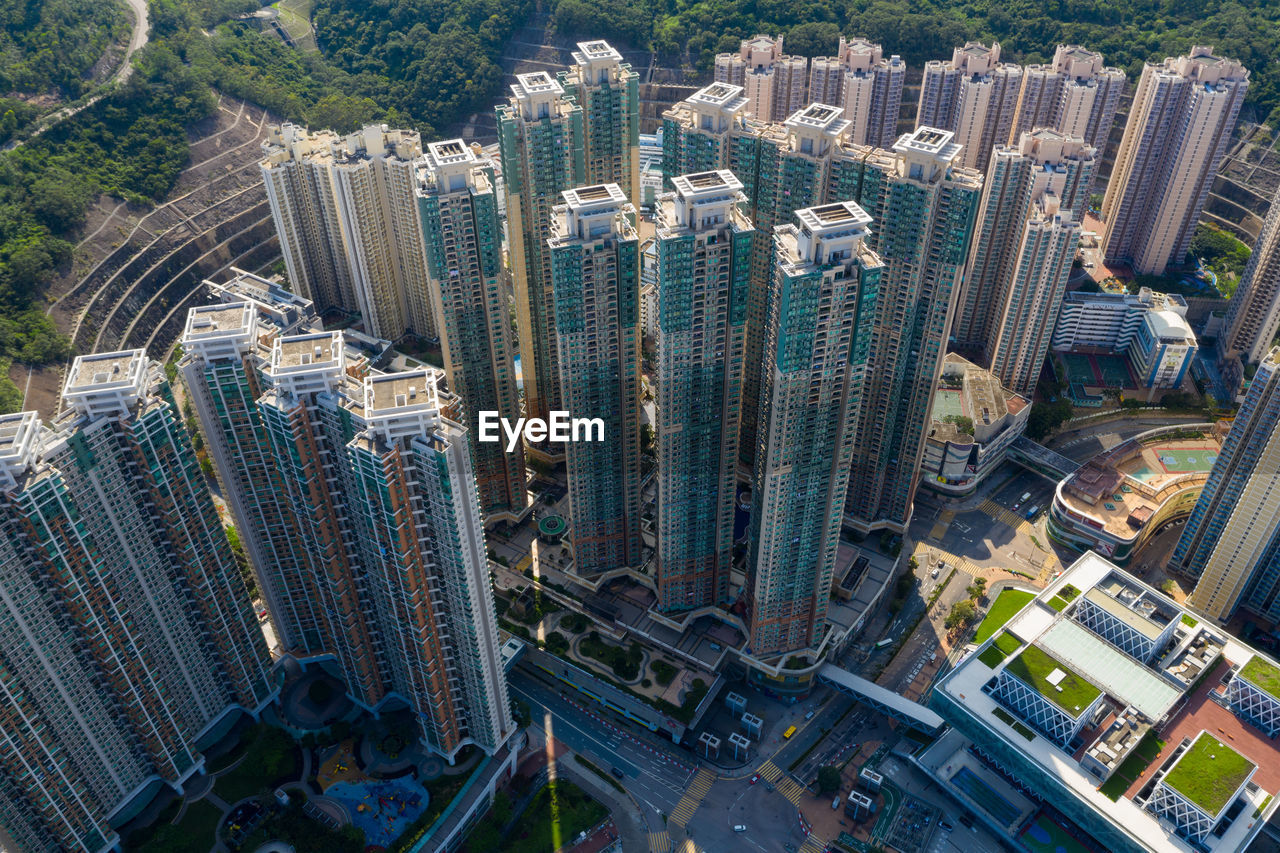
2, 0, 149, 151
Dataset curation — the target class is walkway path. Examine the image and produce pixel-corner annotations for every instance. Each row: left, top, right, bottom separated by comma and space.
3, 0, 150, 150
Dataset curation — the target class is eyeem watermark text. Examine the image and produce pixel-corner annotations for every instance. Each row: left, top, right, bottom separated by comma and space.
477, 411, 604, 452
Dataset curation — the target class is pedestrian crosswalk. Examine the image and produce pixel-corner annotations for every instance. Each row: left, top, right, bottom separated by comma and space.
928, 509, 956, 541
921, 544, 981, 578
648, 830, 670, 852
776, 775, 806, 805
799, 831, 829, 853
669, 768, 716, 828
980, 498, 1033, 532
756, 760, 782, 783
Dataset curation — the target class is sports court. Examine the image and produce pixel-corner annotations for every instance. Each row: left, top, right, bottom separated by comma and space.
933, 388, 964, 420
1127, 441, 1219, 483
1058, 352, 1137, 390
1019, 811, 1094, 853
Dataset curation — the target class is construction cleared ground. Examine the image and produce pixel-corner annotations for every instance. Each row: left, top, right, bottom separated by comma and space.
24, 95, 280, 417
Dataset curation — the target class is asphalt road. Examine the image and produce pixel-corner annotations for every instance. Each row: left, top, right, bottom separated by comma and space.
509, 668, 692, 823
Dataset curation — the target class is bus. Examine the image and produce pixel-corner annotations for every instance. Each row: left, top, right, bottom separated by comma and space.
874, 638, 893, 649
783, 725, 797, 739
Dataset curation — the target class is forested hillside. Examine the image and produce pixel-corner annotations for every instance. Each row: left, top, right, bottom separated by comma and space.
555, 0, 1280, 126
312, 0, 533, 138
0, 0, 129, 99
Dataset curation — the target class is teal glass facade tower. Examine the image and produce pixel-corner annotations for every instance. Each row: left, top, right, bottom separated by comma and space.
561, 41, 640, 205
747, 202, 883, 659
548, 185, 644, 574
828, 127, 983, 533
496, 72, 585, 455
654, 171, 754, 612
416, 140, 528, 521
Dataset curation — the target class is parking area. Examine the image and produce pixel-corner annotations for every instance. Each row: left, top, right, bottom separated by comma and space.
884, 795, 942, 853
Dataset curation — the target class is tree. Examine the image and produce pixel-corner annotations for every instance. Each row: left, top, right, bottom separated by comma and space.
544, 631, 569, 655
946, 600, 978, 630
1026, 399, 1074, 441
817, 765, 842, 794
785, 22, 840, 57
27, 168, 98, 232
1160, 579, 1178, 595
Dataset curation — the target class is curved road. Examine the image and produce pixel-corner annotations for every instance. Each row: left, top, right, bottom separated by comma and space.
3, 0, 149, 150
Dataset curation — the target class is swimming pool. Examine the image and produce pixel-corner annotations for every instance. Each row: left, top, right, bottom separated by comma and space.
325, 778, 430, 848
949, 766, 1022, 828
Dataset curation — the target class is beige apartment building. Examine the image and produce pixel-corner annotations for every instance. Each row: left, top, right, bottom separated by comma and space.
1101, 47, 1249, 276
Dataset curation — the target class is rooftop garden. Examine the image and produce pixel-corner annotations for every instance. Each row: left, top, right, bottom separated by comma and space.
974, 589, 1035, 644
1099, 731, 1165, 801
1239, 656, 1280, 700
978, 630, 1024, 668
1162, 733, 1255, 816
1004, 645, 1100, 716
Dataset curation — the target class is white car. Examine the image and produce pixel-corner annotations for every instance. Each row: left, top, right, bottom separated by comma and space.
734, 825, 747, 832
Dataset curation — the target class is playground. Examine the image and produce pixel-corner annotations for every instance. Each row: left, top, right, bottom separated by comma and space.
1059, 351, 1137, 390
317, 740, 431, 847
324, 778, 430, 848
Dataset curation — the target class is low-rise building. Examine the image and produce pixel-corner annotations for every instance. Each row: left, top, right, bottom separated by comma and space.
923, 552, 1280, 853
1048, 424, 1220, 562
921, 354, 1030, 495
1052, 287, 1198, 389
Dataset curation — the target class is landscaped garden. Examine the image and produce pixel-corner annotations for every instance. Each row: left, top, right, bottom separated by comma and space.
1161, 733, 1254, 815
974, 589, 1035, 643
127, 799, 222, 853
463, 779, 607, 853
1003, 645, 1100, 714
212, 723, 300, 804
579, 631, 644, 681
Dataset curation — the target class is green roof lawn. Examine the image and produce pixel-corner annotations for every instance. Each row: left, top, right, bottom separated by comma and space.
974, 589, 1035, 643
1004, 644, 1100, 716
1163, 733, 1255, 815
994, 631, 1023, 655
1240, 656, 1280, 700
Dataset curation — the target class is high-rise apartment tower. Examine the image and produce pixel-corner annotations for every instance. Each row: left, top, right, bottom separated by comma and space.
1176, 350, 1280, 621
828, 128, 984, 531
548, 185, 644, 574
747, 202, 883, 658
715, 34, 809, 123
561, 41, 641, 205
0, 352, 272, 852
415, 140, 528, 520
1101, 47, 1248, 275
184, 292, 514, 759
808, 37, 906, 148
496, 72, 585, 456
654, 171, 754, 612
260, 123, 437, 340
955, 129, 1095, 395
1010, 45, 1125, 153
917, 42, 1023, 171
1220, 184, 1280, 374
